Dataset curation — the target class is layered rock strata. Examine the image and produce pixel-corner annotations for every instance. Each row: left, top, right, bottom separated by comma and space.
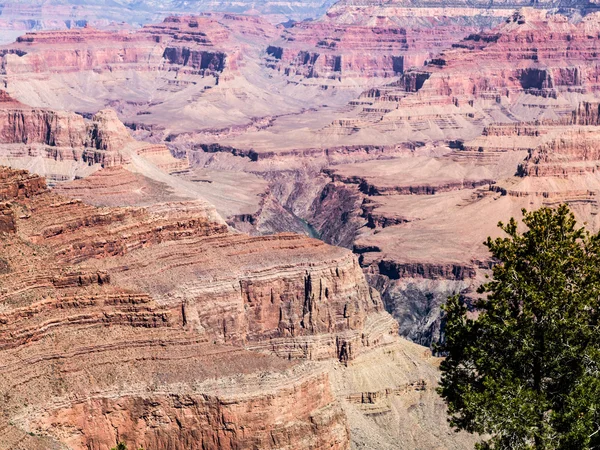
0, 165, 409, 449
0, 11, 487, 137
263, 19, 477, 80
6, 0, 600, 408
0, 91, 187, 182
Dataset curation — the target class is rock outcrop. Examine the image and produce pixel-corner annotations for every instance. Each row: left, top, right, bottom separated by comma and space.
0, 14, 278, 79
0, 165, 402, 449
6, 4, 600, 439
263, 20, 473, 80
6, 4, 596, 446
0, 91, 189, 182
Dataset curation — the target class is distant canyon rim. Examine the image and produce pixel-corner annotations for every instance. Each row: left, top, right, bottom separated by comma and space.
2, 0, 600, 448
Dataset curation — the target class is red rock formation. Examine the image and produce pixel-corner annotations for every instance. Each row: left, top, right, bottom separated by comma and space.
0, 91, 87, 147
318, 9, 600, 141
406, 10, 600, 104
263, 17, 479, 79
0, 165, 404, 449
0, 202, 15, 233
33, 370, 349, 450
0, 92, 191, 182
0, 14, 279, 80
570, 101, 600, 125
522, 128, 600, 175
0, 165, 47, 199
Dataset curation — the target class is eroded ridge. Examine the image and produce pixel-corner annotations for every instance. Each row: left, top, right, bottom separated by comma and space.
0, 91, 188, 182
0, 165, 402, 450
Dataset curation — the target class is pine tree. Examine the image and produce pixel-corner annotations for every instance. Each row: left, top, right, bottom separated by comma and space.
438, 205, 600, 449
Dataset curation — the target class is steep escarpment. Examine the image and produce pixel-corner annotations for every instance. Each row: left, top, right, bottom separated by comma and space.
0, 14, 334, 134
0, 8, 498, 138
0, 91, 86, 147
0, 165, 403, 449
405, 10, 600, 113
263, 20, 474, 80
174, 143, 475, 346
265, 0, 578, 82
519, 127, 600, 176
1, 16, 243, 79
318, 9, 600, 145
2, 4, 588, 446
181, 143, 418, 246
47, 156, 477, 448
0, 93, 124, 168
6, 4, 600, 449
89, 10, 600, 352
0, 92, 189, 182
0, 162, 481, 449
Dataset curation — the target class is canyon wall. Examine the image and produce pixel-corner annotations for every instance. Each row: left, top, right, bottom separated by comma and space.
0, 165, 399, 449
5, 5, 600, 425
169, 8, 600, 345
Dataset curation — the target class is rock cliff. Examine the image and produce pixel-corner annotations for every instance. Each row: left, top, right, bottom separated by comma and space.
0, 165, 402, 449
0, 91, 188, 182
4, 0, 600, 431
263, 20, 473, 80
4, 4, 595, 446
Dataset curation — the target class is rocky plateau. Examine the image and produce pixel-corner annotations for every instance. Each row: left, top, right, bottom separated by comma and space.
2, 0, 600, 448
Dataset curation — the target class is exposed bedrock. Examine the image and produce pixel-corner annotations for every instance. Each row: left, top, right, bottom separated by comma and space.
0, 92, 187, 184
570, 101, 600, 125
420, 11, 600, 99
0, 15, 260, 115
0, 166, 413, 449
0, 155, 464, 446
518, 68, 553, 90
179, 131, 554, 350
264, 170, 364, 248
183, 146, 470, 347
367, 273, 471, 347
29, 369, 349, 450
519, 127, 600, 176
0, 108, 86, 147
264, 47, 412, 80
182, 143, 398, 247
162, 47, 227, 73
399, 71, 431, 92
0, 94, 130, 166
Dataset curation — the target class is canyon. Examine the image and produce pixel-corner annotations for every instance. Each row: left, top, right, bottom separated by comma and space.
1, 0, 600, 448
0, 161, 476, 449
2, 0, 600, 350
0, 83, 478, 447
